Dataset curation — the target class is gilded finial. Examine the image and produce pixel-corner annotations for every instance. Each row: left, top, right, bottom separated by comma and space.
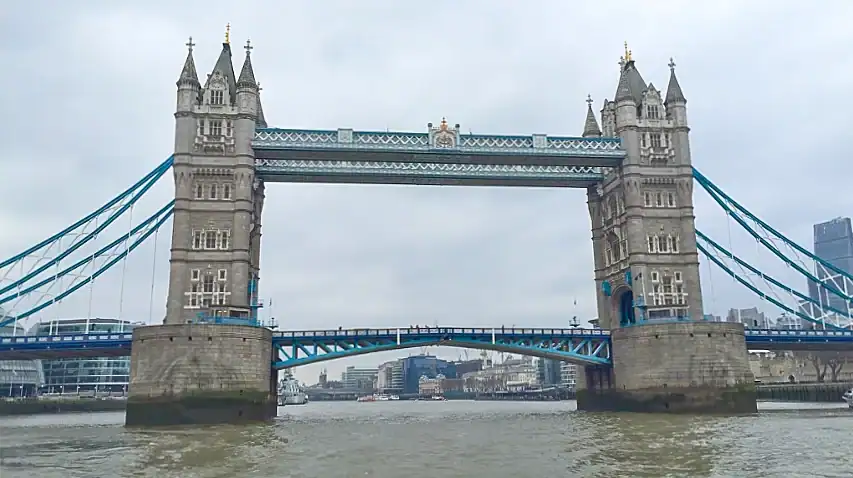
623, 41, 632, 62
225, 23, 231, 44
440, 117, 448, 130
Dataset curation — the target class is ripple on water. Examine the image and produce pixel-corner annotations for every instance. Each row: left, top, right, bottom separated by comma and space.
0, 401, 851, 477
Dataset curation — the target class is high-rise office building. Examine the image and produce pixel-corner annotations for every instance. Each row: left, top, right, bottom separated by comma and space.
806, 217, 853, 327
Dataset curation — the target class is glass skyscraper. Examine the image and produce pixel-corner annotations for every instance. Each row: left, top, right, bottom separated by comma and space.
806, 217, 853, 326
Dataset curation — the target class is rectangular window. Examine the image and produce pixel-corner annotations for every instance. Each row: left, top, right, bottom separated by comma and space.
219, 230, 230, 250
195, 183, 204, 199
211, 90, 224, 105
217, 269, 227, 281
198, 119, 205, 136
205, 230, 218, 250
672, 236, 680, 253
222, 184, 231, 200
226, 121, 233, 137
209, 183, 218, 200
192, 230, 203, 250
641, 134, 647, 148
202, 274, 215, 293
188, 292, 199, 308
674, 271, 683, 282
643, 192, 652, 207
647, 236, 655, 253
191, 269, 200, 281
655, 192, 663, 207
651, 271, 659, 282
650, 133, 662, 148
666, 192, 676, 207
209, 120, 223, 136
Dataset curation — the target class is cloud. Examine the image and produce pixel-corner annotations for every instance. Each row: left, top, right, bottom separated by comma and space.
1, 0, 851, 381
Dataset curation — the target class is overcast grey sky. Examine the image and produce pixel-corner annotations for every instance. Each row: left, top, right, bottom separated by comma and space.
1, 1, 851, 381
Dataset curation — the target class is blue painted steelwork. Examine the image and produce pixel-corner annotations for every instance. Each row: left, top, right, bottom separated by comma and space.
0, 205, 175, 328
191, 316, 261, 327
271, 327, 613, 369
4, 328, 853, 361
694, 168, 853, 284
696, 230, 852, 329
694, 169, 853, 310
0, 333, 133, 360
744, 328, 853, 351
253, 128, 624, 158
0, 156, 173, 270
255, 159, 607, 186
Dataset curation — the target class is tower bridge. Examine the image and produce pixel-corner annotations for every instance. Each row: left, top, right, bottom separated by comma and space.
2, 33, 852, 426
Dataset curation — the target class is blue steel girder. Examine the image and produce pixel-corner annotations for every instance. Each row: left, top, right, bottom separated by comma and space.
271, 327, 612, 369
252, 127, 625, 188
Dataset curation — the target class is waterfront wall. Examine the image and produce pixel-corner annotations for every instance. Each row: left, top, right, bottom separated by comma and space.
756, 382, 852, 403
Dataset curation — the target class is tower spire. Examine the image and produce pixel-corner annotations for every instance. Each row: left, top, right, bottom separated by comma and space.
177, 36, 199, 86
237, 39, 258, 88
582, 94, 602, 138
664, 57, 687, 104
225, 23, 231, 45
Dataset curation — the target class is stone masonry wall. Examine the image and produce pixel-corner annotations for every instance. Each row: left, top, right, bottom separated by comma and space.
128, 324, 272, 399
611, 322, 754, 390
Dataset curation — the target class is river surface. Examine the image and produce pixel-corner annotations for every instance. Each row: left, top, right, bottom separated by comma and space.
0, 400, 850, 477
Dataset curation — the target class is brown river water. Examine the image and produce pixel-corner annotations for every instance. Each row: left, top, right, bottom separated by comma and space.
0, 400, 851, 477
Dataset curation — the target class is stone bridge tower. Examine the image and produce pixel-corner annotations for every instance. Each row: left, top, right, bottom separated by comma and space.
126, 31, 276, 427
578, 47, 756, 413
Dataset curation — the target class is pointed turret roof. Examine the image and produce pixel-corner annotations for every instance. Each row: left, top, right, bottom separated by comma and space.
582, 95, 601, 137
177, 37, 200, 87
204, 42, 238, 101
613, 44, 647, 103
237, 40, 257, 88
664, 58, 686, 104
614, 60, 647, 103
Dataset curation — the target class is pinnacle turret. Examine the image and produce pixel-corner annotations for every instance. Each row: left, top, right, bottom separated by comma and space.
664, 58, 687, 105
582, 95, 602, 137
177, 37, 200, 87
237, 39, 258, 88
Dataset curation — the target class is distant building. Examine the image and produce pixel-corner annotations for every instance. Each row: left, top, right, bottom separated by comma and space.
559, 363, 577, 391
401, 355, 456, 394
726, 307, 771, 329
29, 318, 141, 394
774, 313, 801, 330
703, 314, 722, 322
0, 321, 43, 397
376, 360, 404, 393
453, 359, 483, 377
805, 217, 853, 328
537, 358, 562, 387
340, 366, 378, 391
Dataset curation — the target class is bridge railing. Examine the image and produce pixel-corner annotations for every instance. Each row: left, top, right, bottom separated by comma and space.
744, 329, 853, 338
0, 333, 134, 345
271, 327, 610, 338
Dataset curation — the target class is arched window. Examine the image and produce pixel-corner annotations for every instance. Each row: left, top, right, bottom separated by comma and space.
607, 232, 621, 262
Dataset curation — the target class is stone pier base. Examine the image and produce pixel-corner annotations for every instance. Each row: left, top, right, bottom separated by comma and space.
577, 321, 757, 414
125, 324, 278, 427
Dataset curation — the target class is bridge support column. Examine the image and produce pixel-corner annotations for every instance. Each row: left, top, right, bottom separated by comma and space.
576, 322, 756, 414
126, 324, 277, 427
